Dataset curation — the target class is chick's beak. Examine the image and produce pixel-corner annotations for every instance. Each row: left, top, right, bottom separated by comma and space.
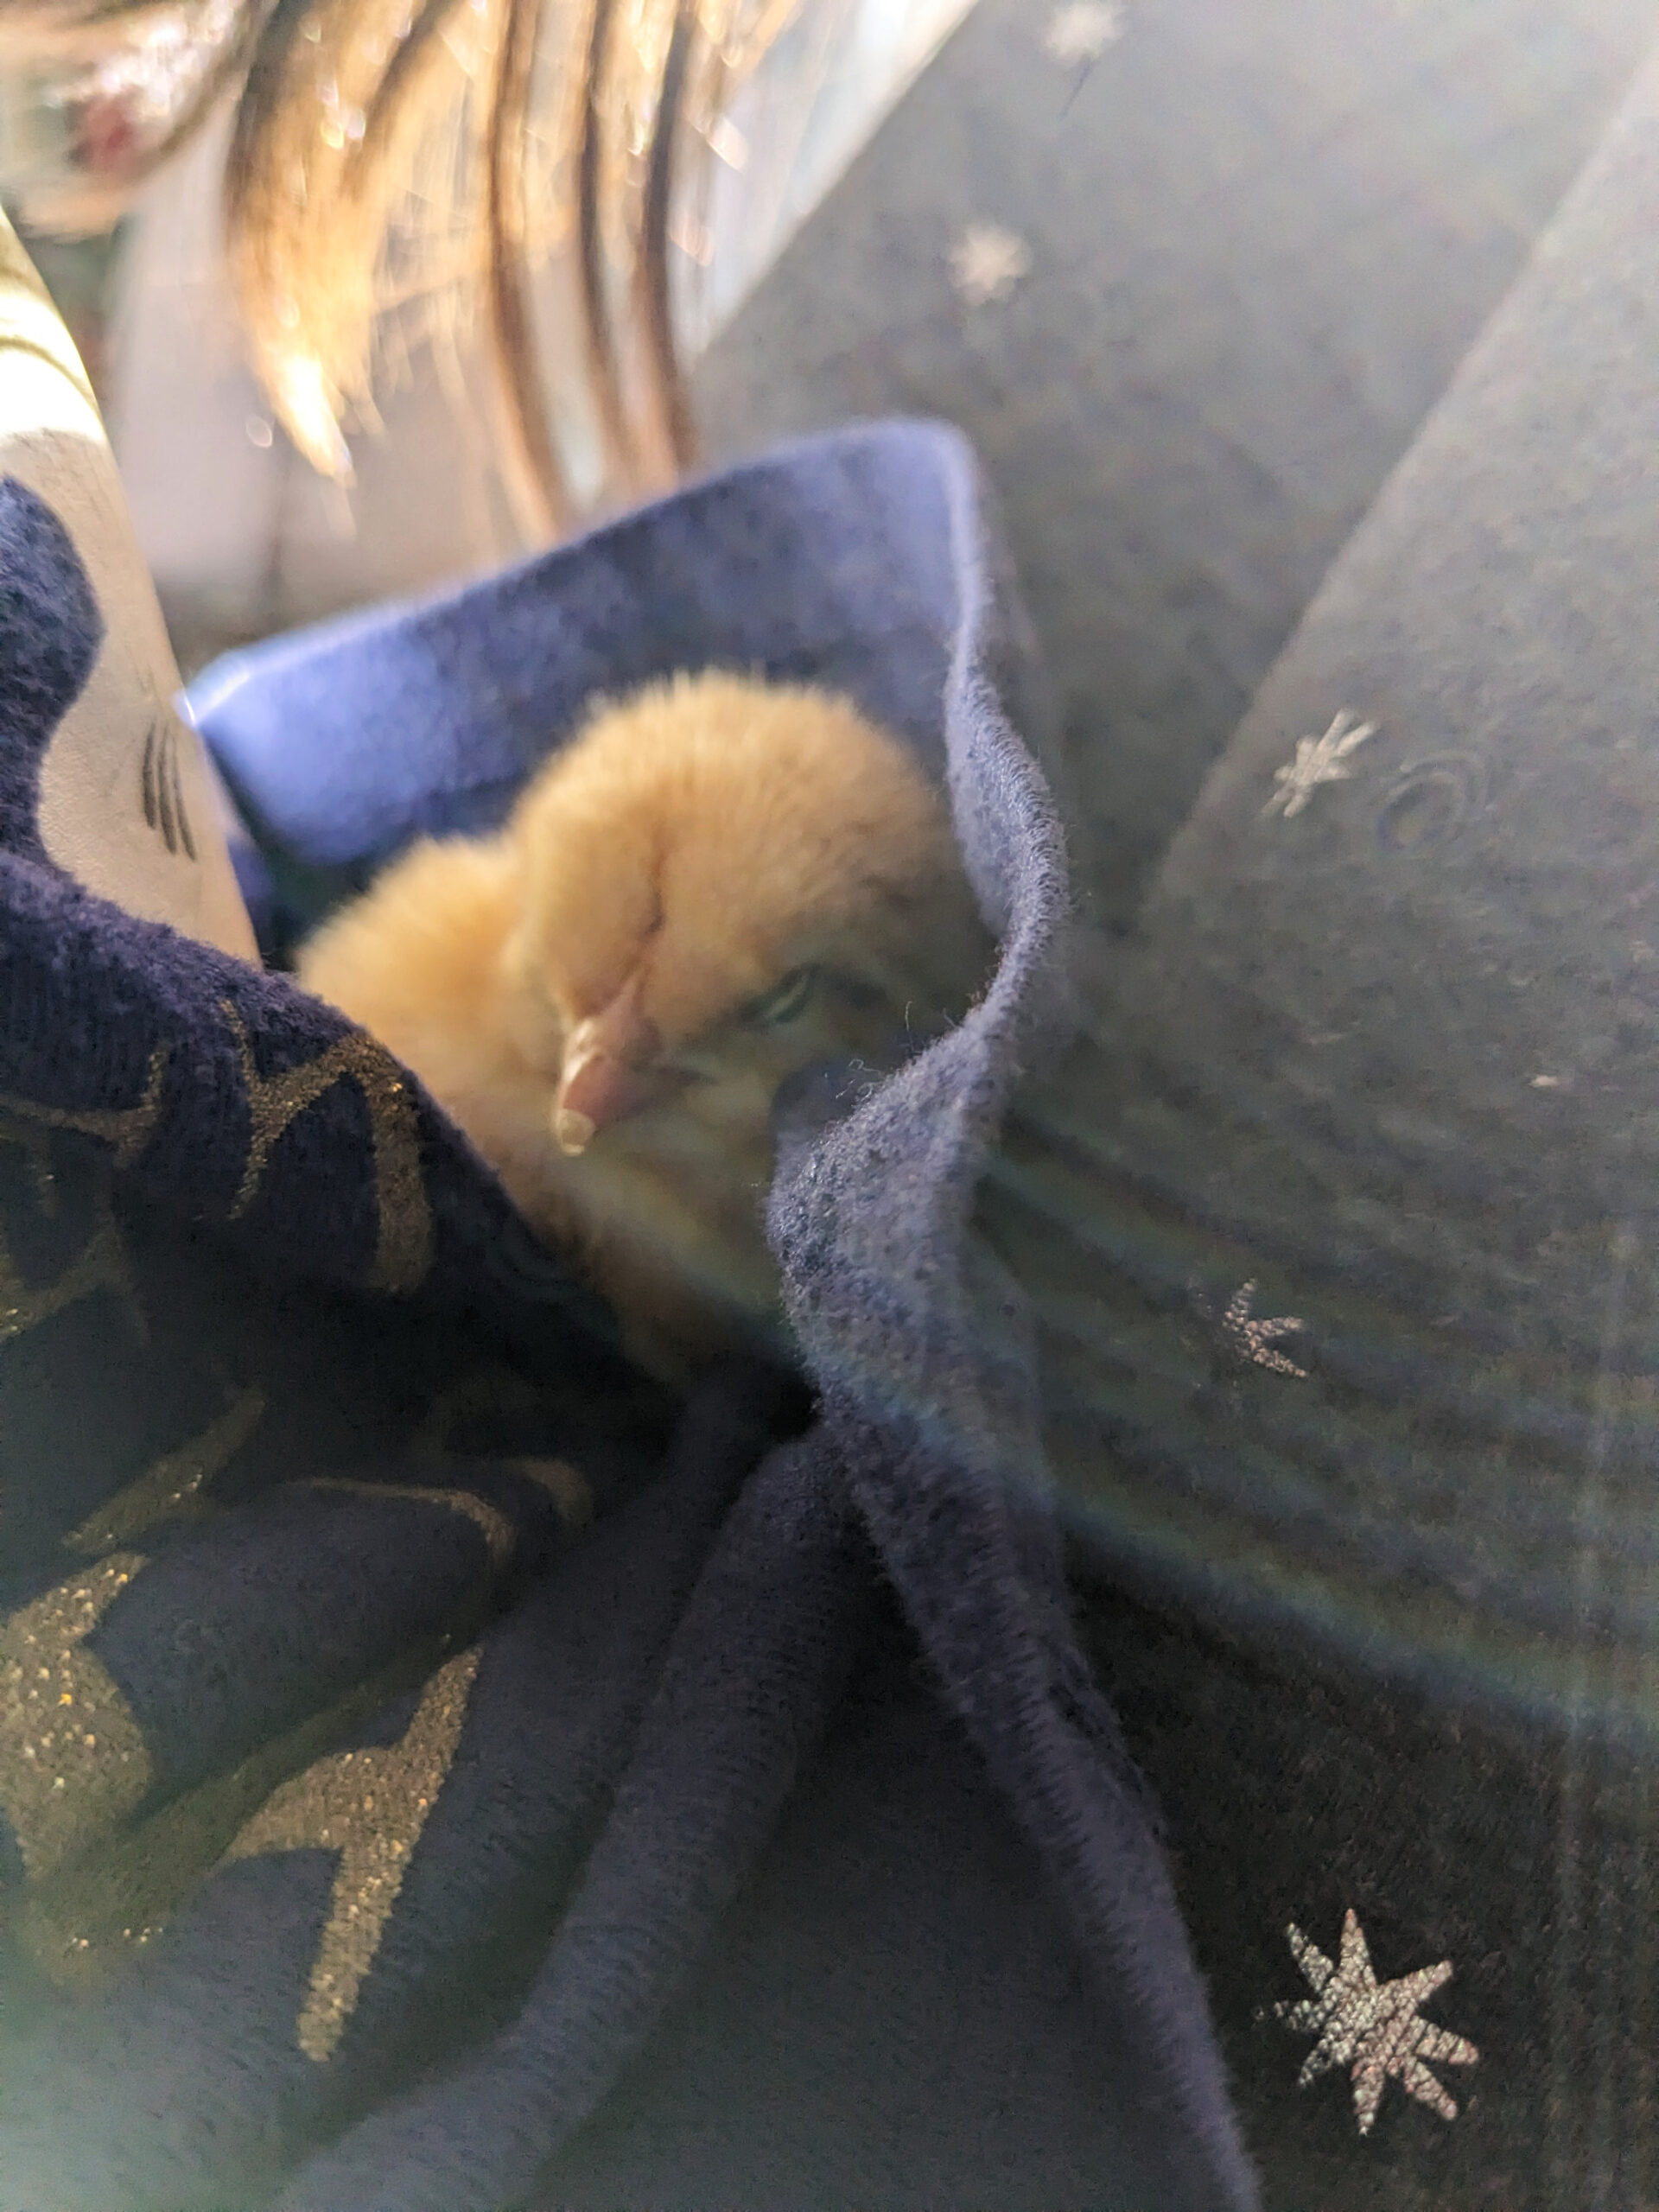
554, 983, 665, 1155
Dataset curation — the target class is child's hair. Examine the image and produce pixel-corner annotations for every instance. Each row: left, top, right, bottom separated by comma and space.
3, 0, 795, 538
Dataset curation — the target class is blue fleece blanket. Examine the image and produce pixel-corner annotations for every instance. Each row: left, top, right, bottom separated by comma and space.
0, 422, 1254, 2209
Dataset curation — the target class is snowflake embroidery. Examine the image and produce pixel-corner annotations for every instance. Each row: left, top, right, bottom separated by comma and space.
948, 223, 1032, 307
1263, 709, 1377, 819
1042, 2, 1123, 65
1221, 1281, 1306, 1377
1275, 1910, 1479, 2136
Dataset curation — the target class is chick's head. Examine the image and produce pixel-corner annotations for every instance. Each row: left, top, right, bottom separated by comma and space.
500, 670, 988, 1166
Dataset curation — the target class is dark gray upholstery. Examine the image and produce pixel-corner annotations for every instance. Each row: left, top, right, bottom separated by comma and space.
973, 29, 1659, 2211
695, 0, 1656, 926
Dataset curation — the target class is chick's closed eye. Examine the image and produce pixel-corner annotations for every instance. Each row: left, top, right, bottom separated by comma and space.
298, 668, 993, 1378
750, 965, 817, 1026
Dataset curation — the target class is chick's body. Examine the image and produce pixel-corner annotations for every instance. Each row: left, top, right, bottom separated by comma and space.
299, 671, 988, 1376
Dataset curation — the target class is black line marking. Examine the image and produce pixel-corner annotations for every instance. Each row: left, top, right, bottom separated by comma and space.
141, 721, 159, 834
173, 746, 196, 861
155, 723, 177, 855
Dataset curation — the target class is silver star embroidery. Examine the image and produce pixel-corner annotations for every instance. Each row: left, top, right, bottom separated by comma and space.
948, 223, 1032, 307
1221, 1281, 1307, 1376
1042, 2, 1123, 65
1275, 1910, 1479, 2136
1263, 709, 1377, 819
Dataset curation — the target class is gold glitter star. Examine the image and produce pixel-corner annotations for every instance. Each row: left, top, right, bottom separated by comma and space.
0, 1186, 143, 1350
0, 1046, 168, 1171
1220, 1281, 1307, 1377
220, 1002, 431, 1294
1275, 1909, 1479, 2135
226, 1646, 480, 2062
948, 223, 1032, 307
1263, 709, 1377, 820
63, 1384, 266, 1553
0, 1557, 152, 1881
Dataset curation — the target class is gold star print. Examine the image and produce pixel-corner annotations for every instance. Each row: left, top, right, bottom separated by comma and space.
505, 1457, 594, 1530
303, 1478, 517, 1570
1221, 1281, 1307, 1377
1274, 1909, 1479, 2135
0, 1055, 169, 1351
0, 1556, 152, 1881
221, 1003, 431, 1294
63, 1384, 267, 1554
0, 1046, 168, 1170
225, 1646, 480, 2061
0, 1184, 143, 1350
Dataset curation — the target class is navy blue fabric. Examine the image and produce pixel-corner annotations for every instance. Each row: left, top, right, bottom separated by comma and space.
0, 1376, 780, 2209
536, 1592, 1233, 2211
0, 482, 617, 1355
192, 425, 960, 938
0, 423, 1255, 2208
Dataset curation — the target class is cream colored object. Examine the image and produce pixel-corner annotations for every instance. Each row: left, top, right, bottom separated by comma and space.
0, 211, 256, 963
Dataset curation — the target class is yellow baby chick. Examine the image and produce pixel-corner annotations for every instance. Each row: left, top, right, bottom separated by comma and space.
299, 671, 989, 1376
